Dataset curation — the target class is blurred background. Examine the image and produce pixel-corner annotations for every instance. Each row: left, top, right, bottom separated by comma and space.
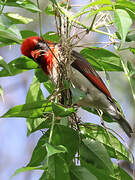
0, 0, 135, 179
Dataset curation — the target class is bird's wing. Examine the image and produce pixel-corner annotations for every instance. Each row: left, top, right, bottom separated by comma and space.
71, 50, 112, 99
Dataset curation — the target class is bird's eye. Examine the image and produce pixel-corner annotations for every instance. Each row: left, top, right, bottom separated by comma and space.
35, 42, 41, 49
35, 41, 47, 50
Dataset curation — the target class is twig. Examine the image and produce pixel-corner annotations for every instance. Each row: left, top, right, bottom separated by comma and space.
117, 51, 135, 103
36, 0, 42, 37
75, 40, 119, 48
48, 113, 55, 143
89, 14, 97, 31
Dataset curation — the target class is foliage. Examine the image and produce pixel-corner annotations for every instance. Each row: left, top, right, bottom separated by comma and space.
0, 0, 135, 179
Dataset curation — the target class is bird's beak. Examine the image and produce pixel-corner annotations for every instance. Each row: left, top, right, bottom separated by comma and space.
31, 49, 41, 62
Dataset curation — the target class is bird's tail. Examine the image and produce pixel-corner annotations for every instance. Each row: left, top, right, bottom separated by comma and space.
115, 113, 133, 138
107, 99, 133, 137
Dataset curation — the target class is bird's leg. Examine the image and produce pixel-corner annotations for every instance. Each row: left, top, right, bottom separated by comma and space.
97, 109, 104, 126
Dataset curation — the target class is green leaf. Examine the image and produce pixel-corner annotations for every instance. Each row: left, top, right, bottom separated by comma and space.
76, 6, 113, 19
114, 9, 132, 43
28, 125, 79, 167
70, 165, 97, 180
44, 4, 55, 16
86, 6, 113, 19
1, 0, 22, 7
0, 85, 4, 102
63, 80, 70, 89
11, 166, 43, 179
70, 87, 86, 104
115, 0, 135, 20
43, 80, 55, 94
0, 56, 37, 77
129, 47, 135, 55
43, 31, 60, 43
4, 13, 33, 24
35, 68, 55, 94
116, 0, 135, 10
116, 32, 135, 42
45, 143, 67, 157
127, 61, 135, 98
51, 125, 79, 162
75, 0, 113, 19
0, 56, 12, 75
0, 29, 21, 43
80, 139, 113, 174
127, 61, 135, 77
127, 61, 135, 76
126, 34, 135, 42
60, 117, 68, 126
7, 24, 21, 39
80, 160, 117, 180
39, 171, 47, 180
26, 75, 44, 103
80, 0, 112, 12
0, 40, 15, 47
20, 1, 41, 13
80, 47, 123, 71
27, 133, 48, 167
1, 100, 52, 118
80, 124, 131, 162
35, 68, 49, 83
46, 154, 70, 180
21, 30, 38, 39
25, 75, 45, 135
27, 136, 44, 168
81, 159, 132, 179
52, 102, 76, 117
4, 0, 41, 13
0, 15, 22, 43
0, 27, 21, 43
27, 118, 52, 135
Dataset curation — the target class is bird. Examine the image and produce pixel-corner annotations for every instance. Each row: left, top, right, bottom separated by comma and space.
21, 36, 133, 137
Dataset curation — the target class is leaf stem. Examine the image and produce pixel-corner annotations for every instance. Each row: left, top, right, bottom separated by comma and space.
89, 14, 97, 31
48, 113, 55, 144
119, 47, 130, 51
92, 28, 115, 38
0, 0, 7, 14
0, 0, 1, 11
72, 19, 115, 38
36, 0, 42, 37
118, 52, 135, 103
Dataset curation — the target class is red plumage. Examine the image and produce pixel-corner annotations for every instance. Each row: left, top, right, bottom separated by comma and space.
21, 37, 55, 74
21, 36, 42, 57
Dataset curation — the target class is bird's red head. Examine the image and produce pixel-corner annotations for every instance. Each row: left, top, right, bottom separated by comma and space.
21, 36, 43, 58
21, 36, 56, 74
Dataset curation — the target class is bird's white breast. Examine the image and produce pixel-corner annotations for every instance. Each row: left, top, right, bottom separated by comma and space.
70, 67, 112, 111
